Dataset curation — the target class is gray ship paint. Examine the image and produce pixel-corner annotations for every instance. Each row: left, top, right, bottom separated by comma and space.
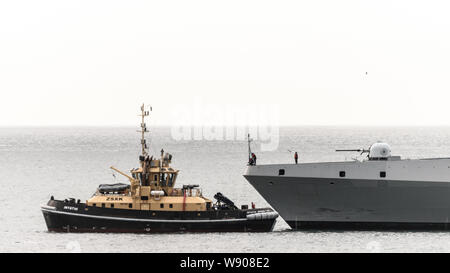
244, 151, 450, 229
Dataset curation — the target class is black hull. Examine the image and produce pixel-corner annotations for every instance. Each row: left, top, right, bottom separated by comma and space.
42, 200, 277, 233
287, 221, 450, 231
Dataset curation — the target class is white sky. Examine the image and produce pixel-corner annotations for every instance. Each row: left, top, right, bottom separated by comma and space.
1, 0, 450, 126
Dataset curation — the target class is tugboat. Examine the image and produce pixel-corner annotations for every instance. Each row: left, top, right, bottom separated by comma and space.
41, 104, 278, 233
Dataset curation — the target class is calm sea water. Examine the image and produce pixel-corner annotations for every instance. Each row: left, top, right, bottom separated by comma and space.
2, 126, 450, 253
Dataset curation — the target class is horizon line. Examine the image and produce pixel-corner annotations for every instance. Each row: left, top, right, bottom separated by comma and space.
2, 124, 450, 128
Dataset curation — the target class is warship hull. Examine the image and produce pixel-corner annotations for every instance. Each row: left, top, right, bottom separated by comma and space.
245, 176, 450, 230
244, 158, 450, 230
41, 200, 277, 233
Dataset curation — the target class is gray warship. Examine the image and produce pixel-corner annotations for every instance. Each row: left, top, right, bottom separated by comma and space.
244, 141, 450, 230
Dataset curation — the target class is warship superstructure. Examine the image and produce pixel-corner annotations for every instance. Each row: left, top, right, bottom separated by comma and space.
244, 141, 450, 230
41, 105, 278, 233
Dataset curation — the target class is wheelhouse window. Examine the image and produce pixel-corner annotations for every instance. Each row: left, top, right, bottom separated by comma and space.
160, 173, 166, 186
168, 173, 176, 187
160, 204, 164, 208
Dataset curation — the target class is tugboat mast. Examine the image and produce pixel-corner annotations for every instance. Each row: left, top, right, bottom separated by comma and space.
139, 103, 151, 158
137, 103, 152, 187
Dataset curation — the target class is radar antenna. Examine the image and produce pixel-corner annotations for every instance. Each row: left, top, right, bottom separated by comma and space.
138, 103, 152, 158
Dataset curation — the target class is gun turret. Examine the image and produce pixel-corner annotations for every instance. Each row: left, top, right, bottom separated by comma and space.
336, 149, 370, 155
336, 142, 392, 160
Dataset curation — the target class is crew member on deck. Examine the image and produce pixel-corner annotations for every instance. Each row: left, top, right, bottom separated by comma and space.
251, 153, 257, 165
294, 152, 298, 164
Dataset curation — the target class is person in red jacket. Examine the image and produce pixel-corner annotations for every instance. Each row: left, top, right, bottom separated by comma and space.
294, 152, 298, 164
251, 153, 257, 165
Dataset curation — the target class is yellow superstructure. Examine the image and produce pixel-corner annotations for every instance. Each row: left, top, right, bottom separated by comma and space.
85, 104, 213, 212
